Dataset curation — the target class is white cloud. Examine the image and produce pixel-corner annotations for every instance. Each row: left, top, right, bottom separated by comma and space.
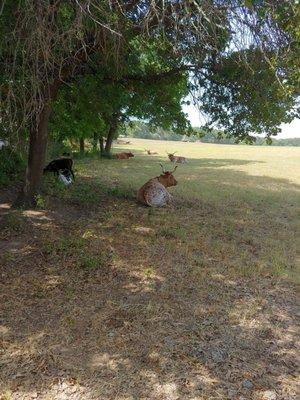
278, 119, 300, 139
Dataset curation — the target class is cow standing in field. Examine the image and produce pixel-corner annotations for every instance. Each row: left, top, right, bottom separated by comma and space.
167, 152, 187, 164
43, 158, 75, 180
115, 152, 134, 159
137, 164, 178, 207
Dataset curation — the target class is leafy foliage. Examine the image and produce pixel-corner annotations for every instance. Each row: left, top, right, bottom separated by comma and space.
1, 1, 299, 142
199, 49, 299, 142
50, 77, 107, 144
0, 147, 25, 187
50, 42, 192, 148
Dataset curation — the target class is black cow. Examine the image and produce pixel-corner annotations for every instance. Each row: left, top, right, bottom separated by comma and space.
43, 158, 75, 180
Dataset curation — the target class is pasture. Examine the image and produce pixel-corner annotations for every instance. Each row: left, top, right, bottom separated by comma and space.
0, 138, 299, 400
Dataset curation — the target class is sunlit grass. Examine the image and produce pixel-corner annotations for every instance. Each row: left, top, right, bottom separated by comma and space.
48, 138, 299, 282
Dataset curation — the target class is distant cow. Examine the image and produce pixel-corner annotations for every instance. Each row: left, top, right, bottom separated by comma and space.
145, 149, 158, 155
117, 140, 131, 145
115, 152, 134, 160
43, 158, 75, 179
167, 152, 187, 164
137, 164, 178, 207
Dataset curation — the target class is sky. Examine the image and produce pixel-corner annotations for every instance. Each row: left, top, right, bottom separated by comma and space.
183, 103, 300, 139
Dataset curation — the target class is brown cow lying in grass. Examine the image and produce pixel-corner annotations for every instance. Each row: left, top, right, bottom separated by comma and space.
115, 152, 134, 159
145, 149, 158, 155
117, 140, 131, 145
137, 164, 178, 207
167, 152, 187, 164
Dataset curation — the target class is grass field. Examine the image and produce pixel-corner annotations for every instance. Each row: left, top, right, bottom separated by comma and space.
0, 138, 299, 400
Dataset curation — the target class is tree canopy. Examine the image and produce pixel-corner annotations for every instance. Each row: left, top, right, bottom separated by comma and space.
50, 68, 191, 153
0, 0, 299, 205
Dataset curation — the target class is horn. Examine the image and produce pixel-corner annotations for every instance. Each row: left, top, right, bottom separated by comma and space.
159, 163, 166, 173
171, 165, 178, 173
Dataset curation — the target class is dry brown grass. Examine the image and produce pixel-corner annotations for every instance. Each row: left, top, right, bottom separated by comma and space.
0, 141, 299, 399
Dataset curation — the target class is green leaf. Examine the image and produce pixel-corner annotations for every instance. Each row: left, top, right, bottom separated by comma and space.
244, 0, 253, 9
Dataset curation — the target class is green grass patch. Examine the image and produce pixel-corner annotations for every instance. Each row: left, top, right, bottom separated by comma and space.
44, 237, 86, 256
78, 252, 112, 270
0, 211, 26, 236
157, 226, 186, 240
39, 138, 299, 281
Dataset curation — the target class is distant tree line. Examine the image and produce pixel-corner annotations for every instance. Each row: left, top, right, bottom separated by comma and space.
253, 137, 300, 147
125, 121, 300, 146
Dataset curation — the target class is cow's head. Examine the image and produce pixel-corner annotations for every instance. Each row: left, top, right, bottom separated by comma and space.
43, 164, 52, 174
158, 163, 178, 187
127, 152, 134, 158
167, 152, 177, 161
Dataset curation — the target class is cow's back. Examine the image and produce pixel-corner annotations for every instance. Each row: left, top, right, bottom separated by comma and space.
116, 153, 127, 159
137, 179, 171, 207
52, 158, 73, 169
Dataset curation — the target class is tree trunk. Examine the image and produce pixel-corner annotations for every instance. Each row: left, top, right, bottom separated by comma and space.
104, 130, 113, 155
16, 131, 28, 155
13, 82, 60, 208
104, 114, 119, 155
99, 136, 104, 154
92, 132, 98, 152
79, 137, 85, 155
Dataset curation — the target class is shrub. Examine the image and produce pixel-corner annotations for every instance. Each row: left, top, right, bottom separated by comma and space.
0, 147, 25, 187
47, 141, 72, 159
